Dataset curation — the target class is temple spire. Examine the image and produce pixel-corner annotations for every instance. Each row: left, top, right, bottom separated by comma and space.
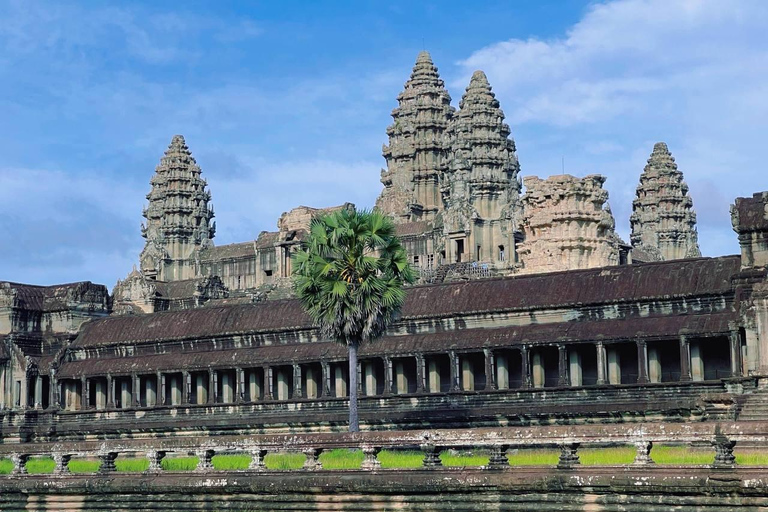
630, 142, 701, 261
375, 51, 454, 223
442, 70, 521, 267
140, 135, 215, 281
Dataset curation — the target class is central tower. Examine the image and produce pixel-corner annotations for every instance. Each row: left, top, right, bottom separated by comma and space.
139, 135, 215, 281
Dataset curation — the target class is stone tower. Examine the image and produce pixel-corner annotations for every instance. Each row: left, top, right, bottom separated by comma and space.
442, 70, 522, 267
139, 135, 215, 281
630, 142, 701, 261
376, 51, 454, 223
518, 174, 620, 274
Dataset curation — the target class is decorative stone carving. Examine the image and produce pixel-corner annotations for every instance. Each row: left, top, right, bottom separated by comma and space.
140, 135, 215, 281
377, 51, 454, 223
518, 174, 620, 274
630, 142, 701, 261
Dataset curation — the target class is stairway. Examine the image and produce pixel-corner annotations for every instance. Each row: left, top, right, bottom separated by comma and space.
736, 390, 768, 420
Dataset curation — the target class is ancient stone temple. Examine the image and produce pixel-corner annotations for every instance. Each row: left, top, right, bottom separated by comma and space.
442, 70, 521, 268
517, 174, 623, 274
140, 135, 216, 281
376, 51, 454, 223
630, 142, 701, 261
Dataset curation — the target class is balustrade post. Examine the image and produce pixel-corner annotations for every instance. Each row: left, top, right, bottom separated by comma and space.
249, 448, 267, 471
196, 449, 215, 472
712, 433, 736, 468
633, 441, 654, 465
10, 454, 29, 475
557, 443, 580, 469
420, 443, 442, 467
302, 448, 323, 470
52, 453, 72, 474
146, 450, 166, 472
361, 445, 381, 470
98, 452, 118, 473
487, 444, 509, 469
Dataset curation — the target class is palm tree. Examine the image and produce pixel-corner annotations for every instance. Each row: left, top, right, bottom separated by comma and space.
292, 208, 415, 432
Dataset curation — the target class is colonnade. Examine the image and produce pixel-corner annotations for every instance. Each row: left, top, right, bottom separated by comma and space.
49, 334, 741, 412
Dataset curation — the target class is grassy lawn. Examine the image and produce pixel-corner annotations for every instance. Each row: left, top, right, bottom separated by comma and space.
2, 446, 768, 473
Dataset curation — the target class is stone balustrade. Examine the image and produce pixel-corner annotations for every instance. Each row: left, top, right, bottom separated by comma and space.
0, 422, 760, 476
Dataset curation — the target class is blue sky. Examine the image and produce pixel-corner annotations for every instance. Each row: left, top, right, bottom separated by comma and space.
1, 0, 767, 287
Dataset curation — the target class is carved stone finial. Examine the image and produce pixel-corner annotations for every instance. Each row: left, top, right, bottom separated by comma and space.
630, 142, 701, 261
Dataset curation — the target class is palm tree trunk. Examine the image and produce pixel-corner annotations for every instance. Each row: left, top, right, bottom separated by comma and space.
348, 341, 359, 432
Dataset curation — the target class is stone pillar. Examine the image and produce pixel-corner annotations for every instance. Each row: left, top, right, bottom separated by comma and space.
558, 345, 569, 386
276, 368, 290, 400
729, 331, 743, 378
0, 365, 6, 410
221, 372, 233, 403
94, 379, 106, 410
449, 351, 460, 392
461, 356, 474, 391
131, 373, 139, 407
357, 360, 363, 395
106, 374, 114, 408
237, 368, 245, 403
679, 335, 692, 382
82, 376, 89, 410
569, 349, 582, 387
321, 361, 331, 398
428, 358, 440, 393
120, 379, 131, 409
712, 433, 736, 468
49, 368, 59, 410
637, 340, 649, 384
648, 347, 662, 383
395, 360, 407, 394
159, 372, 166, 405
607, 347, 621, 385
415, 354, 426, 393
521, 346, 532, 388
596, 342, 606, 385
484, 349, 496, 390
306, 366, 319, 399
145, 376, 156, 407
209, 370, 216, 404
363, 362, 376, 397
334, 365, 347, 397
34, 375, 42, 409
248, 370, 261, 401
495, 353, 509, 390
303, 448, 323, 471
263, 366, 273, 400
383, 357, 393, 395
195, 373, 207, 405
532, 351, 545, 388
293, 363, 302, 399
170, 374, 182, 406
691, 342, 704, 382
182, 371, 191, 404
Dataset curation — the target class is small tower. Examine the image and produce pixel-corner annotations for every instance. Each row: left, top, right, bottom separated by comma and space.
443, 70, 522, 266
518, 175, 620, 274
630, 142, 701, 261
140, 135, 215, 281
376, 51, 454, 223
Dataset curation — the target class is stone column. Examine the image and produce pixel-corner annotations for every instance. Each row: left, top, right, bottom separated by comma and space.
49, 368, 59, 410
679, 335, 692, 382
691, 342, 704, 382
636, 340, 649, 384
34, 375, 42, 409
569, 349, 582, 387
237, 368, 245, 403
82, 376, 89, 410
293, 364, 302, 399
106, 374, 114, 408
158, 372, 166, 405
415, 354, 426, 393
596, 342, 606, 385
306, 366, 318, 399
495, 353, 509, 390
334, 365, 347, 397
449, 351, 460, 392
209, 370, 216, 404
521, 346, 532, 388
607, 347, 621, 385
357, 360, 363, 395
648, 347, 662, 383
131, 373, 139, 407
484, 349, 496, 390
276, 368, 290, 400
729, 331, 742, 378
363, 362, 376, 397
321, 361, 331, 398
182, 371, 191, 404
461, 356, 474, 391
383, 357, 393, 395
0, 365, 6, 410
427, 358, 440, 393
532, 351, 545, 388
558, 345, 569, 386
263, 366, 273, 400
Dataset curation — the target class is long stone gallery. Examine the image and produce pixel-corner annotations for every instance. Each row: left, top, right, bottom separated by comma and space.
2, 52, 768, 510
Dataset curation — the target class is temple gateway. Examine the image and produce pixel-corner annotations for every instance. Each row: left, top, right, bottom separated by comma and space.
2, 52, 768, 440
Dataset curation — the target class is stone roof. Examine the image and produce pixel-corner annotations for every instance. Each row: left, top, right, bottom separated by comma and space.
395, 221, 437, 237
70, 256, 739, 349
57, 312, 733, 378
0, 281, 109, 312
198, 241, 256, 261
